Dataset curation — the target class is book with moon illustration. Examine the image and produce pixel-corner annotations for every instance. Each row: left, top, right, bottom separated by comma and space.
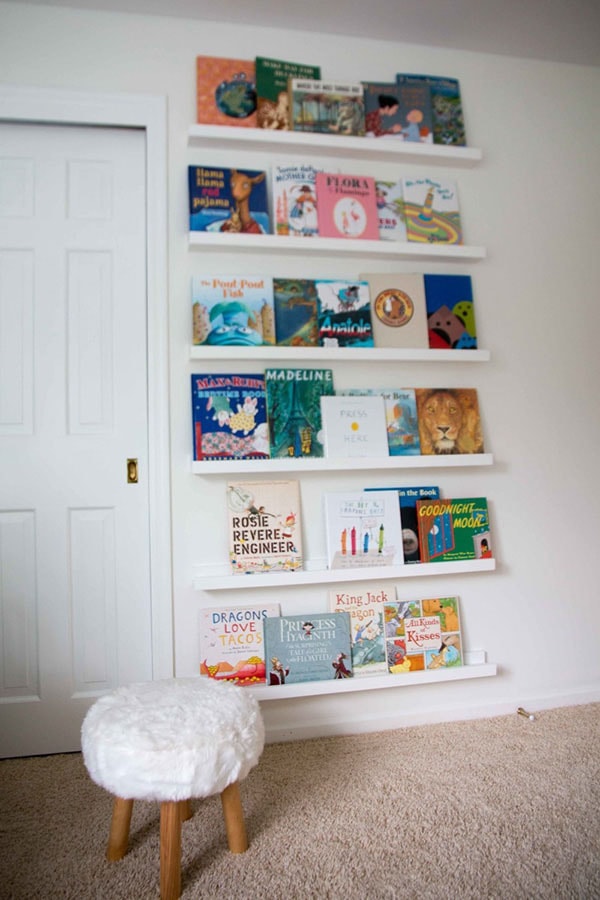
416, 496, 491, 563
199, 603, 280, 685
324, 490, 404, 570
226, 480, 303, 575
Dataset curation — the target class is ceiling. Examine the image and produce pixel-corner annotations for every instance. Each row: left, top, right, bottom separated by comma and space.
11, 0, 600, 67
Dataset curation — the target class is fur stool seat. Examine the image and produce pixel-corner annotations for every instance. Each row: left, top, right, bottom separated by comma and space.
81, 677, 264, 900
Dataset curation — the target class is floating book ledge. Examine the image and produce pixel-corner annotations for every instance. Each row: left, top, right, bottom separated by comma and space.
247, 661, 497, 701
188, 124, 483, 167
192, 453, 494, 475
188, 231, 487, 261
192, 557, 496, 590
189, 346, 491, 362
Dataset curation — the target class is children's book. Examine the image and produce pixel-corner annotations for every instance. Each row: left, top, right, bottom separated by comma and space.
328, 584, 389, 676
402, 176, 462, 245
316, 172, 380, 240
265, 367, 334, 458
320, 395, 389, 458
255, 57, 321, 130
375, 179, 407, 241
271, 163, 321, 237
192, 275, 275, 347
324, 490, 404, 570
394, 74, 434, 143
360, 272, 428, 348
199, 602, 280, 685
196, 56, 257, 127
415, 388, 484, 455
342, 388, 420, 456
273, 278, 319, 346
384, 596, 462, 674
415, 496, 491, 563
289, 79, 365, 136
366, 485, 441, 562
397, 74, 466, 146
188, 165, 269, 234
423, 274, 477, 350
227, 480, 303, 575
264, 612, 353, 684
191, 373, 270, 462
362, 82, 406, 138
315, 278, 374, 347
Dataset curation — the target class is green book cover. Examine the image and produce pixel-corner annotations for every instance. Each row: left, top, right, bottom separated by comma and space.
265, 367, 334, 458
256, 56, 321, 129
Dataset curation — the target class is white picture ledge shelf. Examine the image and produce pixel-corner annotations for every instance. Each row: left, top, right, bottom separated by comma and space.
193, 557, 496, 590
190, 346, 490, 362
188, 124, 483, 167
192, 453, 493, 475
248, 660, 497, 701
188, 230, 486, 261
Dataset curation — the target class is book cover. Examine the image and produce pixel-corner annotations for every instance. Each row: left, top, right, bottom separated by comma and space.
324, 490, 404, 570
265, 367, 334, 458
199, 602, 280, 685
315, 278, 374, 348
342, 388, 421, 456
196, 56, 257, 127
423, 274, 477, 350
191, 373, 270, 462
384, 596, 462, 673
264, 612, 353, 684
415, 388, 484, 455
402, 176, 462, 245
320, 395, 389, 458
273, 278, 319, 346
316, 172, 380, 240
255, 57, 321, 130
191, 275, 275, 347
416, 496, 491, 563
360, 272, 428, 348
227, 480, 303, 575
328, 584, 389, 676
375, 179, 407, 241
366, 485, 441, 562
397, 74, 466, 146
394, 74, 435, 143
271, 163, 321, 237
289, 78, 365, 136
362, 82, 406, 138
188, 165, 269, 234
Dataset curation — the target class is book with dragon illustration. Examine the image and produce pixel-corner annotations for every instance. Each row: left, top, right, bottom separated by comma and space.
199, 603, 280, 685
402, 176, 462, 245
323, 490, 404, 570
273, 278, 319, 347
264, 612, 353, 684
265, 367, 334, 458
328, 583, 389, 676
227, 480, 303, 575
191, 373, 270, 462
315, 278, 374, 348
188, 165, 269, 233
192, 275, 275, 347
196, 56, 257, 127
384, 595, 463, 674
416, 496, 491, 563
424, 273, 477, 350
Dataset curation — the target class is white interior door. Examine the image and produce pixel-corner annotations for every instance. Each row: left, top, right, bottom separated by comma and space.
0, 122, 154, 757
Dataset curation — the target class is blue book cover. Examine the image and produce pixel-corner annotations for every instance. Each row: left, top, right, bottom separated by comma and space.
423, 274, 477, 350
265, 612, 353, 684
192, 275, 275, 347
396, 74, 466, 146
191, 373, 270, 461
315, 279, 374, 348
188, 165, 270, 233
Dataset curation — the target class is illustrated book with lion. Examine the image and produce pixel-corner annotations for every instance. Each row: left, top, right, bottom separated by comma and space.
415, 497, 492, 563
415, 388, 484, 455
199, 602, 280, 686
383, 595, 463, 674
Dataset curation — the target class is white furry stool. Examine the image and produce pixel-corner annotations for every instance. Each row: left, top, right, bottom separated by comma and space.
81, 677, 264, 900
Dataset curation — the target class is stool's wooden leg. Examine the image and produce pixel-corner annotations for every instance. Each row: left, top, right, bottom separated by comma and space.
220, 781, 248, 854
106, 797, 134, 862
160, 801, 182, 900
180, 799, 193, 822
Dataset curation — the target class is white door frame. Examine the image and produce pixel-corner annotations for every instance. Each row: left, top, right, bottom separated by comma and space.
0, 84, 173, 679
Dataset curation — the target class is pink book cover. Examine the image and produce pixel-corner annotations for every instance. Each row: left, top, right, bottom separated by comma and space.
316, 172, 380, 240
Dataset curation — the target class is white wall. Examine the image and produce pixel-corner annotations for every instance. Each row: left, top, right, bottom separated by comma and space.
2, 2, 599, 740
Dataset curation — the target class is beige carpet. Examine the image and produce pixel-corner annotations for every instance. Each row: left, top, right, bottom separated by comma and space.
1, 703, 599, 899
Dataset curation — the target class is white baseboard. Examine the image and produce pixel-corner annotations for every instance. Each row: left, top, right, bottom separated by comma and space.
263, 684, 600, 744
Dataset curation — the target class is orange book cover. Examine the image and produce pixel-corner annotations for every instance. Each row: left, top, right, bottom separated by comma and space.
196, 56, 257, 127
